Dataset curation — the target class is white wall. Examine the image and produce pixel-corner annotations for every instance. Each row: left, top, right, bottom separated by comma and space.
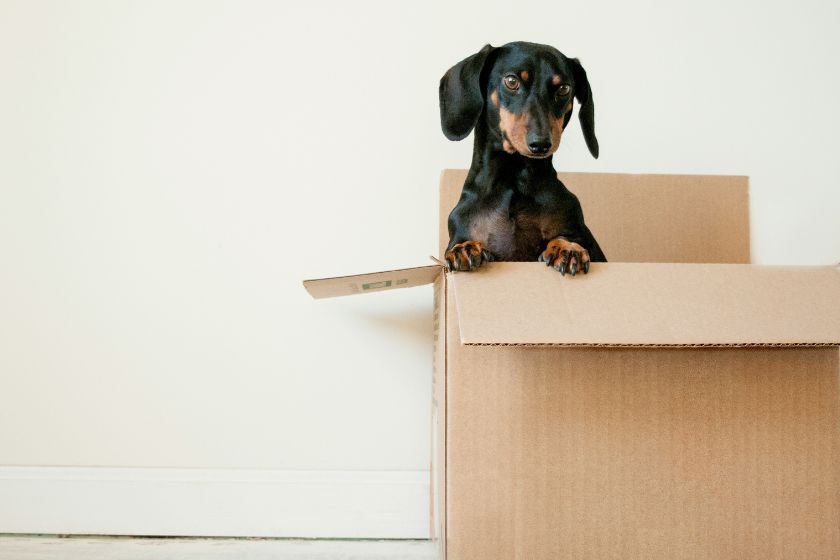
1, 0, 838, 537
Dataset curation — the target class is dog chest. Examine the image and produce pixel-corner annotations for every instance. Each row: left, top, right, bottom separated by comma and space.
468, 192, 550, 261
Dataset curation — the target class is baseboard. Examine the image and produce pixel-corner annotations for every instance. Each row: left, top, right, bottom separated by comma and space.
0, 467, 429, 538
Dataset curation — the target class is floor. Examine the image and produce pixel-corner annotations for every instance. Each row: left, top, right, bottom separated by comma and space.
0, 536, 438, 560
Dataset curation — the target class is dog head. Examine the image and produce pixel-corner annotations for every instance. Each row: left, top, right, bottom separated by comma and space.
439, 41, 598, 159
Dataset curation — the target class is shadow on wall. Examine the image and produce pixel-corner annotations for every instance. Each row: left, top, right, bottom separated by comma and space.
352, 305, 434, 350
322, 284, 436, 354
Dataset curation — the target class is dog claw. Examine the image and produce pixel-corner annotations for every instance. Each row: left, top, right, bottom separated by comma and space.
458, 253, 466, 271
543, 239, 591, 277
445, 241, 490, 273
468, 252, 480, 270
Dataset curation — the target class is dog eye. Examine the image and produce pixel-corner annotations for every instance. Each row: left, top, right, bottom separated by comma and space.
503, 75, 520, 91
555, 84, 572, 98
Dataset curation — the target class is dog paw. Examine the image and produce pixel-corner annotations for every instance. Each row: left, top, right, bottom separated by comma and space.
539, 238, 590, 276
445, 241, 493, 272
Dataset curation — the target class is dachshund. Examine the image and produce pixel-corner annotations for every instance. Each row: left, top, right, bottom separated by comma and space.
439, 41, 606, 276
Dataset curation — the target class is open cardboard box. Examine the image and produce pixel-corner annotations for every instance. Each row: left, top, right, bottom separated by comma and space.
304, 170, 840, 559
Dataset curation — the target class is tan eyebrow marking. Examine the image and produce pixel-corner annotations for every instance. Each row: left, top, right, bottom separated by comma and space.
552, 75, 562, 85
520, 70, 529, 81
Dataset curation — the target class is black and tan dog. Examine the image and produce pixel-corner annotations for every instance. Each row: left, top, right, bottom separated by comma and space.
440, 41, 606, 275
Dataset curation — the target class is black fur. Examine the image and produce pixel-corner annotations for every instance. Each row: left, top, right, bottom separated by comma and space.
440, 41, 606, 275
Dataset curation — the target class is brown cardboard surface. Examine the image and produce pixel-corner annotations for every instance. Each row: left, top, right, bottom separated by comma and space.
435, 170, 840, 558
303, 265, 440, 299
439, 169, 750, 264
450, 262, 840, 346
444, 311, 840, 559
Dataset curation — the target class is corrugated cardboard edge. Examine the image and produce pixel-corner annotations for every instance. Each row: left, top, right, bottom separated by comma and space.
463, 342, 840, 348
430, 271, 448, 560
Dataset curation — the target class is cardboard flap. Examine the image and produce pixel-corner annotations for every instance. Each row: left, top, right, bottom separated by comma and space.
304, 265, 441, 299
450, 262, 840, 347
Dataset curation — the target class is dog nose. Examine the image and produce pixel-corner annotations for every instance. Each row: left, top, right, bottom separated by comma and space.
528, 139, 552, 154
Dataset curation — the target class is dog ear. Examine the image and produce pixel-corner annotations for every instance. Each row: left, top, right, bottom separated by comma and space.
439, 44, 495, 141
569, 58, 599, 159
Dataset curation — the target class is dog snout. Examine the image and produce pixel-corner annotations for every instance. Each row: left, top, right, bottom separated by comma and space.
525, 104, 554, 155
527, 136, 552, 155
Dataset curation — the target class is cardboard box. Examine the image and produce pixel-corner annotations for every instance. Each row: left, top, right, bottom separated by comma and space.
304, 170, 840, 559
